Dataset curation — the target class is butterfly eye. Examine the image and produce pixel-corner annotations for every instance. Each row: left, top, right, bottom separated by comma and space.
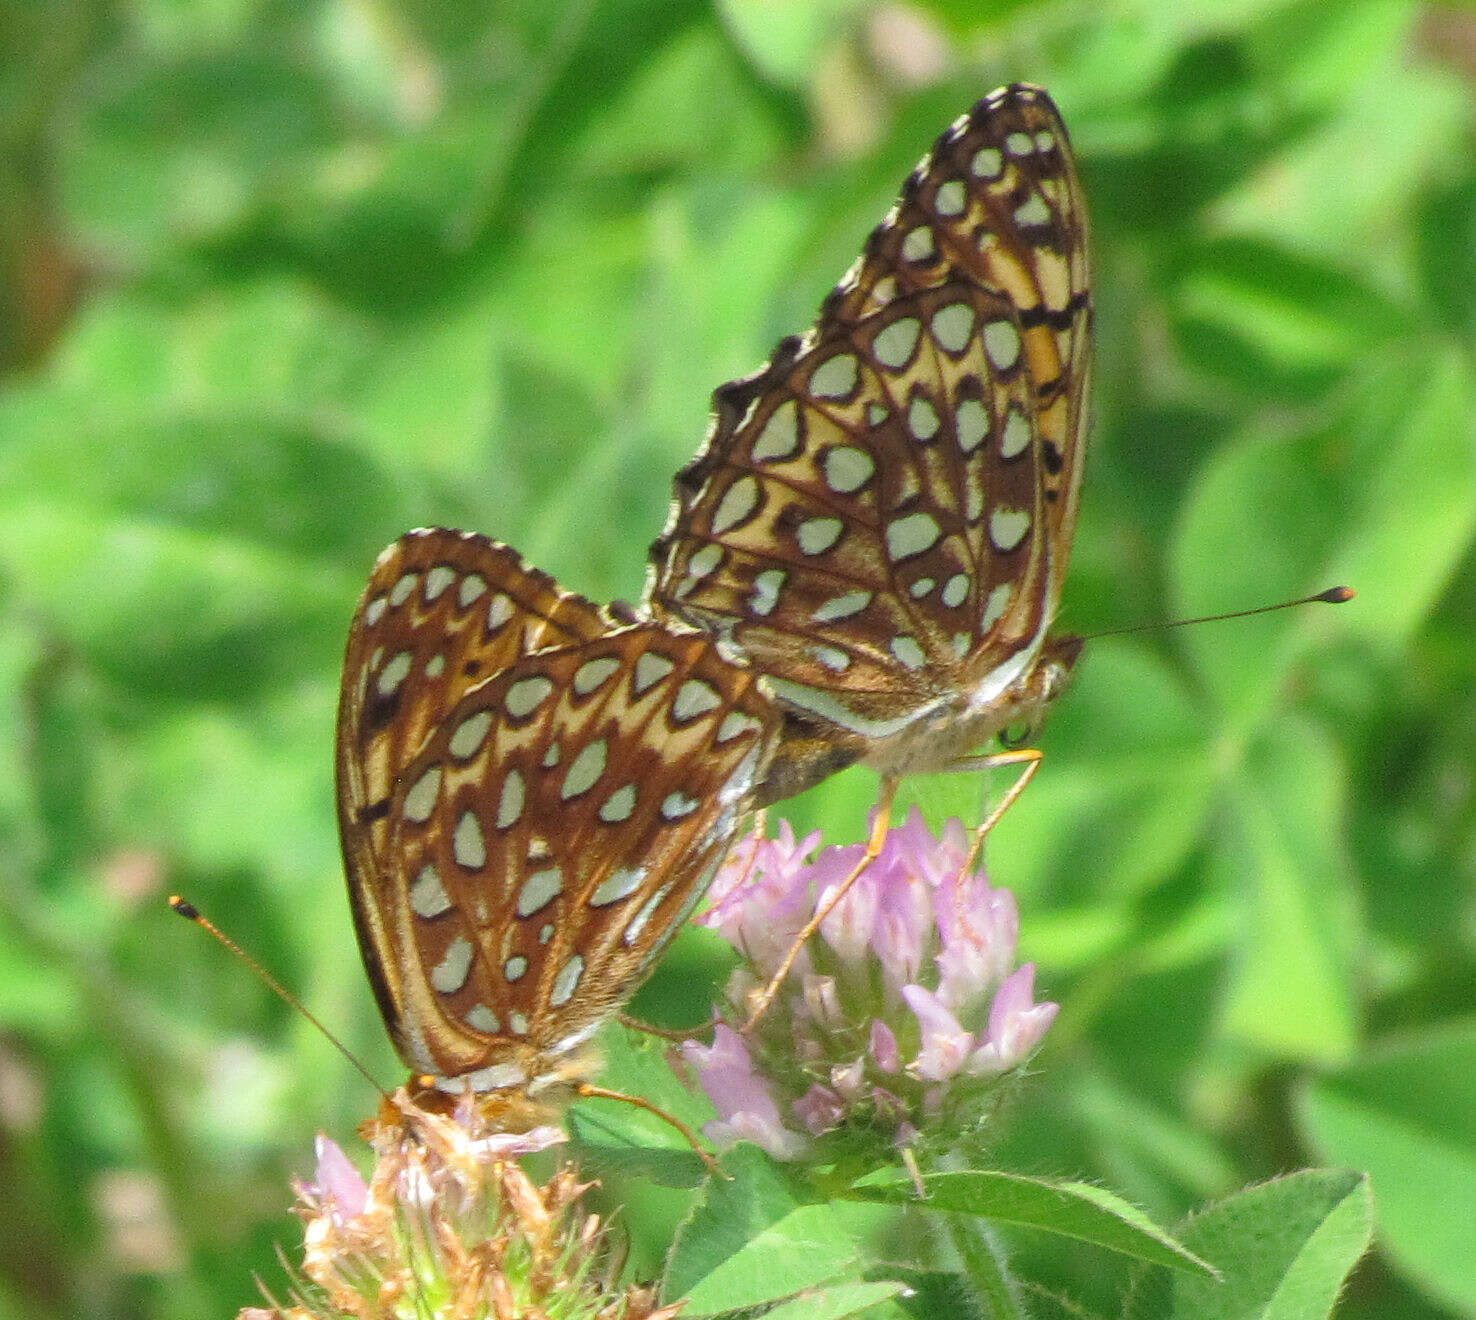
999, 721, 1034, 751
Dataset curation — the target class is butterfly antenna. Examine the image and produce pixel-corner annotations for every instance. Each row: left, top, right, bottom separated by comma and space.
1082, 586, 1353, 641
169, 895, 390, 1098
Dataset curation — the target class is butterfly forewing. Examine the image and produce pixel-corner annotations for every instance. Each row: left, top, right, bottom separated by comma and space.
648, 84, 1091, 777
374, 625, 779, 1086
337, 528, 614, 1046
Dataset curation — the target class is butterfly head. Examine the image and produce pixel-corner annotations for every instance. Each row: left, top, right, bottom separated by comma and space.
999, 632, 1082, 749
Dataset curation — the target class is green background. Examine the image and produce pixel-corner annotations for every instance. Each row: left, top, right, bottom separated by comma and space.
1, 0, 1473, 1316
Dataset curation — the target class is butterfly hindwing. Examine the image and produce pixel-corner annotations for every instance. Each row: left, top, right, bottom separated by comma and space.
648, 85, 1092, 766
375, 625, 779, 1081
336, 528, 614, 1054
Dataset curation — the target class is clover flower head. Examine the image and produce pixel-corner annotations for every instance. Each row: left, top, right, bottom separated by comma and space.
241, 1089, 677, 1320
684, 808, 1057, 1161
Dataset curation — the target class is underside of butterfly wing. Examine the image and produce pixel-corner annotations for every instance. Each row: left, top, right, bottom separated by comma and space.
648, 84, 1092, 783
374, 625, 779, 1090
337, 528, 613, 1049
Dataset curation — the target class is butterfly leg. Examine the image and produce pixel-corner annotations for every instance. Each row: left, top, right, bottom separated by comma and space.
575, 1083, 725, 1176
945, 746, 1043, 879
741, 776, 899, 1035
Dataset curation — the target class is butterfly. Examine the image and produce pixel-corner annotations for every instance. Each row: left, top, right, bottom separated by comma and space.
336, 82, 1093, 1096
648, 83, 1091, 810
337, 529, 779, 1116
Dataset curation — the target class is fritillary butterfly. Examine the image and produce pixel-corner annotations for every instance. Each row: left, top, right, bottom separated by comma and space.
337, 530, 778, 1113
648, 84, 1091, 806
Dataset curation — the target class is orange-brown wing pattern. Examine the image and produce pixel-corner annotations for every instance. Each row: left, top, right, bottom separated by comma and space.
648, 85, 1091, 748
337, 528, 613, 1046
367, 624, 778, 1086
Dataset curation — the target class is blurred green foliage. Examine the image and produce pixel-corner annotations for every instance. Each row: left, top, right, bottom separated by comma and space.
1, 0, 1474, 1317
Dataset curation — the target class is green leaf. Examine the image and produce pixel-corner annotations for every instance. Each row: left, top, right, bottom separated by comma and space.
664, 1144, 803, 1302
1216, 718, 1359, 1063
677, 1204, 868, 1316
753, 1281, 912, 1320
715, 0, 857, 89
1122, 1170, 1372, 1320
849, 1170, 1216, 1277
1297, 1021, 1476, 1314
1326, 348, 1476, 646
1170, 239, 1413, 394
984, 641, 1214, 903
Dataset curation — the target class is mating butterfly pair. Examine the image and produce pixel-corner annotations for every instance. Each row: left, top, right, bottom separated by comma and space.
336, 84, 1092, 1110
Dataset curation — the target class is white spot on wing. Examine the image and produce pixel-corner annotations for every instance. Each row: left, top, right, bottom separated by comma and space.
810, 643, 850, 672
934, 179, 966, 216
751, 569, 786, 615
1000, 406, 1031, 458
660, 790, 700, 820
957, 398, 989, 454
981, 582, 1012, 630
454, 811, 486, 868
901, 227, 935, 262
908, 396, 941, 440
984, 321, 1021, 370
872, 316, 921, 369
797, 517, 843, 555
573, 656, 619, 695
458, 574, 487, 608
886, 511, 942, 561
389, 573, 418, 607
971, 146, 1003, 178
487, 594, 515, 630
890, 636, 926, 670
497, 770, 525, 829
403, 765, 441, 822
751, 400, 801, 462
550, 954, 585, 1007
931, 303, 975, 354
589, 865, 644, 907
377, 651, 412, 697
989, 507, 1031, 552
716, 711, 758, 742
812, 590, 872, 623
517, 867, 563, 917
823, 446, 874, 494
810, 353, 859, 398
599, 783, 637, 823
410, 864, 452, 918
449, 710, 493, 760
559, 738, 605, 799
505, 675, 553, 718
431, 936, 473, 993
673, 679, 721, 723
465, 1005, 501, 1034
1015, 193, 1050, 227
710, 475, 761, 535
633, 653, 674, 696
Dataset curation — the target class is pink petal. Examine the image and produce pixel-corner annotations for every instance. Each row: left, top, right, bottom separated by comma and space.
901, 983, 972, 1082
793, 1084, 846, 1136
684, 1025, 806, 1159
310, 1135, 368, 1220
868, 1019, 900, 1073
966, 964, 1059, 1074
